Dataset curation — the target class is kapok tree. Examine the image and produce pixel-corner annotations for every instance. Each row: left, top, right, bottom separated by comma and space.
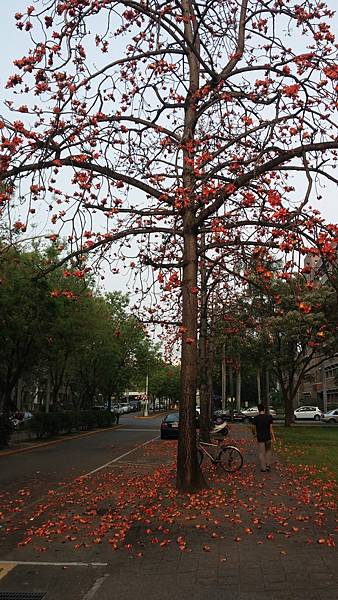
1, 0, 338, 491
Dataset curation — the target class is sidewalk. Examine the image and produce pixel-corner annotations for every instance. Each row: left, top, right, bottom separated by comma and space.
0, 425, 337, 600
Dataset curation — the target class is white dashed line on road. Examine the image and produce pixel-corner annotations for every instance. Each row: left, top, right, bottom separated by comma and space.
84, 435, 159, 476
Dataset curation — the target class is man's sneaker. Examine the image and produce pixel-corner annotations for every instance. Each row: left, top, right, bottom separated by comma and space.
266, 465, 271, 472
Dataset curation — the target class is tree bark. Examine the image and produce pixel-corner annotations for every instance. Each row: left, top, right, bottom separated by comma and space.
221, 345, 227, 410
198, 233, 211, 442
284, 393, 295, 427
257, 369, 261, 404
176, 0, 205, 492
177, 218, 205, 492
236, 364, 241, 411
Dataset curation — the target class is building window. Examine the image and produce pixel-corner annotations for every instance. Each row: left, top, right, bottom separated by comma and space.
324, 365, 338, 379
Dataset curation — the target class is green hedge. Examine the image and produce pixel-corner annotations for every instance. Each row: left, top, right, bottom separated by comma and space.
28, 410, 117, 439
0, 416, 14, 447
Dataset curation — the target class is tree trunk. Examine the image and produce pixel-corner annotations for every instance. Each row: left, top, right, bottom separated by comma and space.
284, 392, 295, 426
45, 373, 51, 414
177, 219, 205, 492
257, 369, 261, 403
221, 345, 227, 410
176, 0, 205, 492
207, 341, 214, 419
198, 232, 211, 442
236, 364, 241, 411
229, 367, 234, 405
265, 369, 270, 407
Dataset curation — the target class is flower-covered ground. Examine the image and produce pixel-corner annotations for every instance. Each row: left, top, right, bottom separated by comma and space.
1, 429, 336, 562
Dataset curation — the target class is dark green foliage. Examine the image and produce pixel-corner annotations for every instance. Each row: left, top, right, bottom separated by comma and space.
28, 410, 117, 439
0, 244, 161, 417
0, 415, 14, 447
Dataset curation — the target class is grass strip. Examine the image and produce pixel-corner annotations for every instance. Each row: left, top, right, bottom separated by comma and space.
276, 426, 338, 482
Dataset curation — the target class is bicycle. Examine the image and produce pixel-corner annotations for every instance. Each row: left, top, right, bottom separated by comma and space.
197, 437, 243, 473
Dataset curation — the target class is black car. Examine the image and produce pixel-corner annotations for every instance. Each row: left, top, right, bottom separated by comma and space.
232, 410, 247, 422
160, 412, 180, 439
160, 412, 200, 439
213, 410, 230, 424
213, 409, 246, 423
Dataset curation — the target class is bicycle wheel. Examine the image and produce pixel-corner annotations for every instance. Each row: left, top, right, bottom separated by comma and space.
197, 447, 204, 466
218, 446, 243, 473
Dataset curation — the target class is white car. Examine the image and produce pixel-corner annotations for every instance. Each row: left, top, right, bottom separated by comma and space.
294, 406, 323, 421
321, 408, 338, 424
241, 406, 276, 419
112, 404, 129, 415
241, 407, 259, 417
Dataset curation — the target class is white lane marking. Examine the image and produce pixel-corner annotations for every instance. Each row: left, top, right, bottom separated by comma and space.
82, 574, 110, 600
84, 436, 159, 476
0, 561, 107, 567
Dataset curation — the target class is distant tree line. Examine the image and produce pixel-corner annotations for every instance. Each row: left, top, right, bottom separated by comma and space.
0, 243, 180, 422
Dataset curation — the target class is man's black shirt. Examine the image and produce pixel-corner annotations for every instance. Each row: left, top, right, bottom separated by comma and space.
253, 413, 273, 442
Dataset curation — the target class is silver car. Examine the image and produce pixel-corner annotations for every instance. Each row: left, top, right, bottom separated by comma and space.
321, 408, 338, 424
241, 406, 276, 420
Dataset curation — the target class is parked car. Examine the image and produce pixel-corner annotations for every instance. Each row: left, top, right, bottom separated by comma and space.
111, 403, 130, 415
120, 403, 133, 413
238, 406, 276, 423
160, 412, 201, 439
213, 410, 230, 424
294, 406, 323, 421
129, 400, 141, 412
242, 406, 276, 417
213, 409, 259, 423
232, 410, 248, 422
160, 412, 180, 439
321, 408, 338, 424
10, 411, 33, 429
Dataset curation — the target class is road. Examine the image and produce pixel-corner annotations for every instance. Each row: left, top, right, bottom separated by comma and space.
0, 413, 162, 554
0, 413, 161, 503
0, 413, 166, 598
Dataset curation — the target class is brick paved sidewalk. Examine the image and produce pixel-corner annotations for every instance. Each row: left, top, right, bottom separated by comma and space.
95, 426, 336, 600
100, 426, 338, 600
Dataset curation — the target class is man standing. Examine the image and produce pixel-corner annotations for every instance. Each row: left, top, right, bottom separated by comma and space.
252, 404, 275, 472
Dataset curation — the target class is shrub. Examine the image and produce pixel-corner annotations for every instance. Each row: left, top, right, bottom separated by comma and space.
28, 409, 117, 438
0, 415, 14, 447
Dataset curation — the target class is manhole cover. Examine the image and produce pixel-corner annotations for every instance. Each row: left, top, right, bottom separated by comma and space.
0, 594, 46, 600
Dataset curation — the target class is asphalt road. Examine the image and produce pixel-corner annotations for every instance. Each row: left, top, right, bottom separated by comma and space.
0, 413, 165, 597
0, 413, 162, 519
